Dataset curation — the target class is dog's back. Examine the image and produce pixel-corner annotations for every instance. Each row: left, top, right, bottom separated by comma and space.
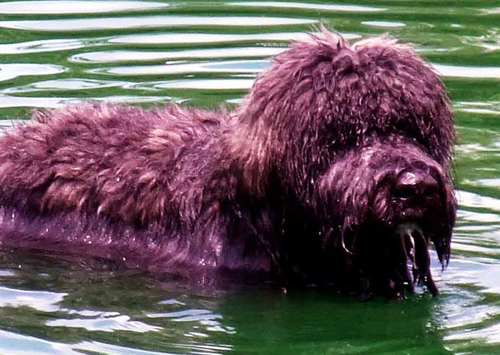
0, 103, 228, 223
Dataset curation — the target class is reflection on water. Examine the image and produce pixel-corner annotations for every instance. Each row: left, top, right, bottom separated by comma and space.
228, 2, 386, 12
107, 32, 322, 45
0, 1, 170, 14
435, 64, 500, 79
0, 0, 500, 354
361, 20, 406, 28
0, 39, 86, 54
90, 59, 268, 75
70, 47, 285, 63
0, 16, 316, 31
0, 63, 67, 82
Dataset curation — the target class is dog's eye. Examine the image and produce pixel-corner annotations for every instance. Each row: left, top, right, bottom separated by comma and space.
423, 185, 438, 198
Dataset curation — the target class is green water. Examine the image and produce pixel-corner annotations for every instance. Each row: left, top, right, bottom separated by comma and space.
0, 1, 500, 354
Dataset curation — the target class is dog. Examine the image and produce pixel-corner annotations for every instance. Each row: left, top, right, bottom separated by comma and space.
0, 29, 456, 299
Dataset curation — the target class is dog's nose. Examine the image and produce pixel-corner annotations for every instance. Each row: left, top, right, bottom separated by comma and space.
394, 170, 439, 200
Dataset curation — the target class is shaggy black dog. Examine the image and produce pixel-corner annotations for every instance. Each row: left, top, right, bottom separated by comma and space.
0, 30, 456, 299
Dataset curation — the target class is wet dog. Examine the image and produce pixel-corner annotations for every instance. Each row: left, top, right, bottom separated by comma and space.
0, 30, 456, 299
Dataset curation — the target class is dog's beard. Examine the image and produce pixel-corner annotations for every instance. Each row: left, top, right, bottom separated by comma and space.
395, 223, 439, 296
341, 221, 450, 300
353, 181, 453, 299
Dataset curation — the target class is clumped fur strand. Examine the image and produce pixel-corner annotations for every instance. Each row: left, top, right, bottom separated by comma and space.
0, 30, 456, 298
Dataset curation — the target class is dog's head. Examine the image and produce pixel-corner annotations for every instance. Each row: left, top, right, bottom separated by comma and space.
236, 29, 455, 297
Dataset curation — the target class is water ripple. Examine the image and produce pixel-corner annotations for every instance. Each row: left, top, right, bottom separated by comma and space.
0, 1, 169, 14
362, 20, 406, 28
455, 101, 500, 116
71, 47, 285, 63
0, 286, 65, 312
457, 190, 500, 212
0, 63, 66, 82
0, 330, 84, 355
76, 340, 231, 355
151, 79, 254, 90
0, 39, 85, 54
109, 31, 361, 45
47, 315, 161, 333
229, 2, 386, 12
91, 59, 268, 76
3, 79, 130, 93
0, 16, 317, 32
434, 64, 500, 79
0, 286, 163, 334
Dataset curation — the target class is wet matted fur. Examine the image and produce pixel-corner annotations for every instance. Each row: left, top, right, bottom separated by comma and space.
0, 30, 456, 299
